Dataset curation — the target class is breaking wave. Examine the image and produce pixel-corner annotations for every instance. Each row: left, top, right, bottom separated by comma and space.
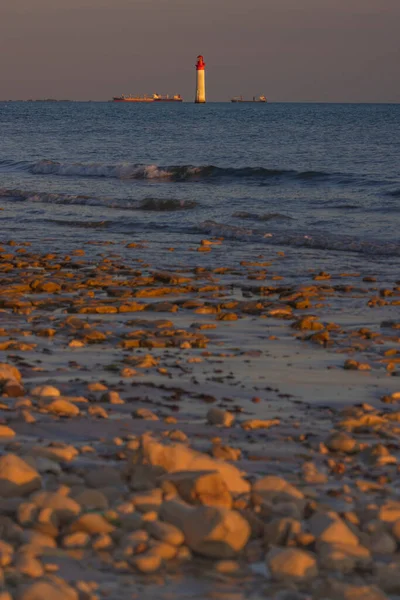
0, 158, 335, 183
0, 187, 197, 211
198, 220, 400, 257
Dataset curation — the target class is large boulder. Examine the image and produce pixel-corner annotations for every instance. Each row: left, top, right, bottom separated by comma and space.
0, 454, 41, 498
159, 498, 250, 558
133, 434, 249, 495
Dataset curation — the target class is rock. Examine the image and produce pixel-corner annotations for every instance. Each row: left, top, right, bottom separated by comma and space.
74, 489, 109, 511
207, 408, 235, 427
62, 531, 90, 549
212, 444, 241, 461
264, 518, 302, 547
30, 492, 81, 524
3, 379, 25, 397
88, 405, 108, 418
25, 457, 61, 476
16, 579, 79, 600
159, 498, 250, 558
0, 425, 16, 438
85, 467, 122, 489
308, 511, 360, 546
15, 554, 44, 578
251, 476, 304, 505
368, 531, 397, 554
135, 434, 249, 495
0, 454, 41, 498
41, 398, 79, 417
146, 520, 184, 546
147, 540, 177, 559
302, 461, 328, 484
30, 445, 78, 463
375, 562, 400, 594
18, 502, 38, 527
21, 530, 57, 550
118, 512, 143, 532
131, 489, 163, 513
318, 541, 371, 573
101, 391, 124, 404
159, 470, 232, 508
241, 419, 280, 430
167, 430, 188, 443
361, 444, 397, 467
120, 528, 149, 551
326, 432, 358, 454
92, 533, 113, 550
0, 363, 22, 382
69, 514, 115, 535
378, 501, 400, 524
314, 580, 388, 600
215, 560, 241, 574
0, 539, 13, 566
130, 554, 162, 573
266, 547, 318, 582
30, 385, 60, 397
133, 408, 159, 420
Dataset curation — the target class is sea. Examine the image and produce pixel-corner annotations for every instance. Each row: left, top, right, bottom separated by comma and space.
1, 101, 399, 282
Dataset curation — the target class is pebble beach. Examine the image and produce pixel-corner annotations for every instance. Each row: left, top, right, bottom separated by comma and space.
0, 101, 400, 599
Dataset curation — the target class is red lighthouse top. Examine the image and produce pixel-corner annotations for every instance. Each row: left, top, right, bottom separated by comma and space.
196, 55, 205, 70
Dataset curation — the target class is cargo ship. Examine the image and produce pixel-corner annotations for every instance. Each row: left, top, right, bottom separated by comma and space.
231, 95, 267, 103
113, 94, 183, 103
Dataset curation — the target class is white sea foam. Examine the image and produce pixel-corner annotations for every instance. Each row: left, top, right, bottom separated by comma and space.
30, 160, 203, 180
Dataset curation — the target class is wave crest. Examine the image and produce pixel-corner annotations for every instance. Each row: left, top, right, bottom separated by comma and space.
0, 187, 196, 211
0, 158, 334, 182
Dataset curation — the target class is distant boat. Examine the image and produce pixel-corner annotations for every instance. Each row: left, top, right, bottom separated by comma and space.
231, 95, 267, 103
113, 94, 183, 103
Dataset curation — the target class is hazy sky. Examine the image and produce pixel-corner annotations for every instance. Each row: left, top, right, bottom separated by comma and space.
1, 0, 399, 102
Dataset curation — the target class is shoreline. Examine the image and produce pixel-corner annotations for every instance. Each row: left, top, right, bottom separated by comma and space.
0, 237, 399, 599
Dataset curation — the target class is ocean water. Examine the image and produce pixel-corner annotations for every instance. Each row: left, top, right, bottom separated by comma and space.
1, 101, 399, 280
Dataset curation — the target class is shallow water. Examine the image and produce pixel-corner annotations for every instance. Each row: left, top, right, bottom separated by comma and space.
0, 102, 399, 272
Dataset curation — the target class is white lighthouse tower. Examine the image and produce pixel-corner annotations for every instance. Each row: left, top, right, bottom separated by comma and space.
195, 55, 206, 103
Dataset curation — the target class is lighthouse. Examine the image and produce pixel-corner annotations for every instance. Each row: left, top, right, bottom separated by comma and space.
195, 55, 206, 103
